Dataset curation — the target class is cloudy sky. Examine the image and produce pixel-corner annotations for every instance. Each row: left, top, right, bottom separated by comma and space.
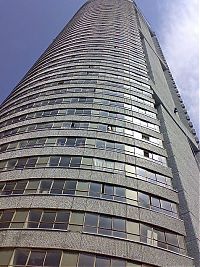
0, 0, 199, 133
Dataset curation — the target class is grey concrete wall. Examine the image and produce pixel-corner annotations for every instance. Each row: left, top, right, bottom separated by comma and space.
137, 7, 200, 266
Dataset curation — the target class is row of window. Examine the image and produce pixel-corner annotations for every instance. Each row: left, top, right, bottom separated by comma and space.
2, 82, 152, 115
12, 55, 149, 98
0, 249, 152, 267
23, 54, 147, 89
40, 41, 144, 61
0, 179, 178, 217
0, 209, 186, 254
14, 70, 149, 98
39, 31, 143, 58
0, 108, 159, 132
0, 120, 162, 147
0, 155, 172, 188
1, 96, 156, 120
1, 88, 154, 118
9, 72, 151, 106
20, 68, 148, 90
20, 56, 148, 88
39, 40, 145, 67
25, 58, 147, 85
46, 40, 144, 59
31, 49, 146, 77
0, 136, 166, 165
13, 53, 148, 97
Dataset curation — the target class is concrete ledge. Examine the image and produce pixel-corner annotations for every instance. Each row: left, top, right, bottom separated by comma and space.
0, 230, 194, 267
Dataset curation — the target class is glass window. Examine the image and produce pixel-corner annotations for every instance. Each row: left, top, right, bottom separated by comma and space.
0, 160, 6, 170
95, 256, 110, 267
136, 167, 145, 177
160, 200, 172, 212
28, 210, 42, 228
55, 211, 69, 230
2, 182, 16, 195
151, 197, 160, 211
89, 182, 101, 197
8, 142, 18, 150
0, 250, 13, 265
11, 210, 28, 228
76, 181, 89, 192
15, 158, 27, 169
142, 134, 150, 141
76, 138, 86, 147
156, 174, 166, 185
106, 142, 115, 150
44, 250, 61, 267
27, 250, 46, 266
138, 193, 150, 208
78, 254, 95, 267
57, 138, 66, 146
12, 249, 29, 265
25, 180, 39, 194
49, 156, 60, 167
99, 216, 112, 230
26, 157, 38, 168
84, 213, 98, 227
59, 157, 70, 167
51, 180, 65, 194
46, 138, 57, 146
70, 157, 82, 167
61, 252, 78, 267
103, 185, 114, 196
27, 139, 37, 147
166, 232, 179, 247
7, 159, 17, 170
126, 190, 137, 205
37, 157, 49, 167
39, 180, 52, 193
0, 210, 15, 228
127, 221, 139, 236
96, 140, 105, 149
140, 225, 153, 245
63, 180, 76, 195
70, 212, 84, 225
66, 138, 76, 147
113, 218, 126, 232
125, 165, 135, 175
39, 211, 56, 229
10, 181, 27, 195
82, 157, 92, 166
112, 259, 126, 267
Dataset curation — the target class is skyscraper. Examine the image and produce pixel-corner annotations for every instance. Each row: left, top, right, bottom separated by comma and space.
0, 0, 199, 266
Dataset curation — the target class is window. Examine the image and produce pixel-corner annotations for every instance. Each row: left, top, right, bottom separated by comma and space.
127, 221, 140, 241
61, 252, 78, 267
96, 256, 110, 267
39, 180, 52, 194
78, 254, 95, 267
49, 156, 60, 167
12, 249, 30, 266
70, 157, 82, 167
84, 213, 98, 233
59, 157, 70, 167
6, 159, 17, 170
138, 193, 150, 208
11, 249, 62, 267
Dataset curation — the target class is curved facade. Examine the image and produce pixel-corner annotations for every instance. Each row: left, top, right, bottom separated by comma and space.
0, 0, 199, 266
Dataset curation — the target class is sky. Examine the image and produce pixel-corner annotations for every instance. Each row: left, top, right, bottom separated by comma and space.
0, 0, 199, 134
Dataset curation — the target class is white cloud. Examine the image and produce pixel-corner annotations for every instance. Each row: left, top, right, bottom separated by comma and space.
158, 0, 199, 135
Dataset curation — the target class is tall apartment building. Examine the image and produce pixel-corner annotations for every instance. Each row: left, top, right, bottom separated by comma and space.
0, 0, 199, 266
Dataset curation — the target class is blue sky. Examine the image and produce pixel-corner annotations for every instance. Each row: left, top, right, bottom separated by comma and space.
0, 0, 199, 134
